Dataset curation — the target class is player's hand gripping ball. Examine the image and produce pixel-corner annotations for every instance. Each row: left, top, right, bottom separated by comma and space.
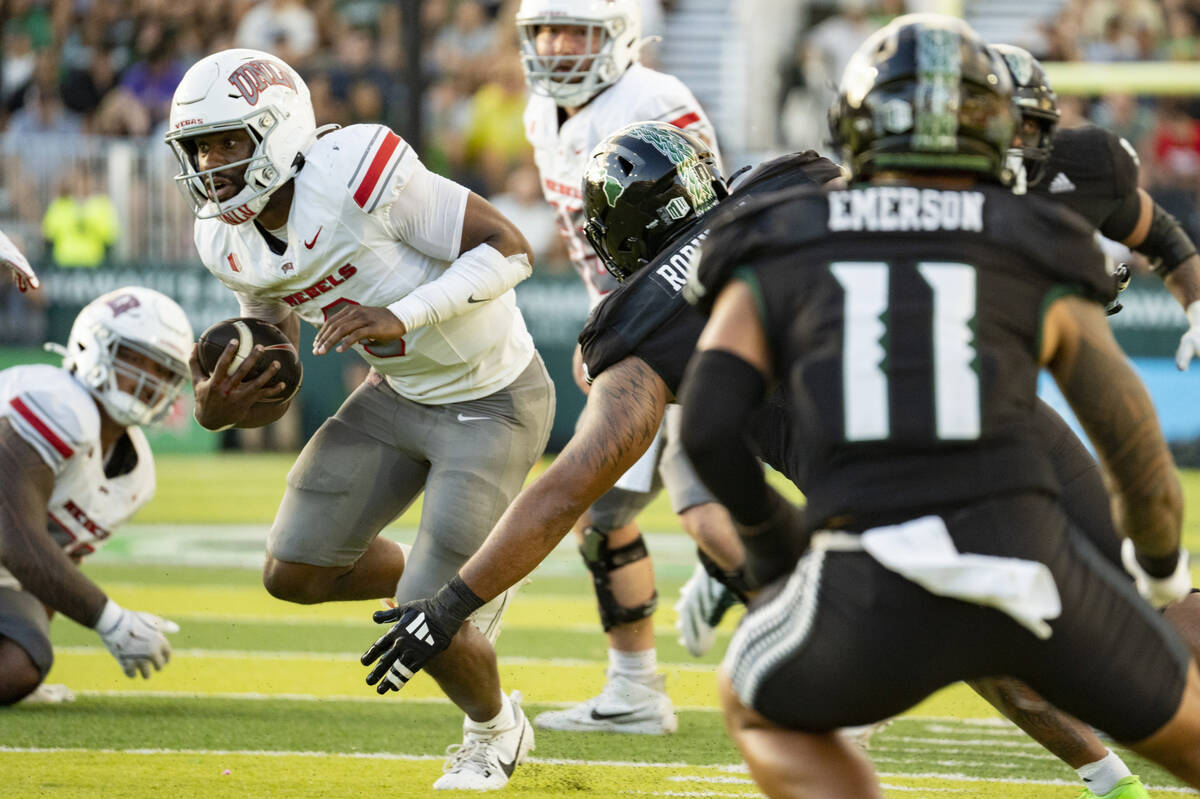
196, 318, 303, 403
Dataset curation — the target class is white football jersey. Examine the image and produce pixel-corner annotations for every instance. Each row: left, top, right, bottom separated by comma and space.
193, 124, 536, 405
525, 64, 720, 307
0, 365, 154, 590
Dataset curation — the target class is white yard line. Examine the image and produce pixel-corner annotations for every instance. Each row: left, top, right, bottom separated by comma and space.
2, 746, 1192, 794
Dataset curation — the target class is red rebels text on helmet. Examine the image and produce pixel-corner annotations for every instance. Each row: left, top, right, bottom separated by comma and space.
228, 60, 296, 106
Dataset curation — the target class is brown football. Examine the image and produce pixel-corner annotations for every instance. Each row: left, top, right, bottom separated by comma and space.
196, 317, 302, 403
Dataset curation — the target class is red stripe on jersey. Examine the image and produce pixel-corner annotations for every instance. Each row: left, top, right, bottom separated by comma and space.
669, 111, 701, 129
10, 397, 73, 458
353, 131, 402, 208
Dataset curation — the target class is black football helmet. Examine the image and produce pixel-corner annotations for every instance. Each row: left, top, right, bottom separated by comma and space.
828, 14, 1016, 183
582, 121, 726, 281
992, 43, 1059, 190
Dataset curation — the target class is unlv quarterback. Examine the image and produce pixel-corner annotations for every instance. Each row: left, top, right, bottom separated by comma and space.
678, 15, 1200, 797
165, 49, 553, 790
517, 0, 739, 735
0, 287, 191, 704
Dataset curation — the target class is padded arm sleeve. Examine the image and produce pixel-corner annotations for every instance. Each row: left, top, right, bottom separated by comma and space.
386, 243, 533, 333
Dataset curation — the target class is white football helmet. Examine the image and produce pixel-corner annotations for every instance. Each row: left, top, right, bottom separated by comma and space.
516, 0, 642, 109
165, 49, 315, 224
64, 288, 194, 428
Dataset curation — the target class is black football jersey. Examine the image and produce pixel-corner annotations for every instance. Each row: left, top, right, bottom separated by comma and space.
578, 151, 841, 393
1032, 124, 1142, 242
696, 181, 1115, 528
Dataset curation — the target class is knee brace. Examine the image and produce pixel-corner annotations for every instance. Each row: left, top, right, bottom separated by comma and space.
579, 526, 658, 631
696, 548, 752, 604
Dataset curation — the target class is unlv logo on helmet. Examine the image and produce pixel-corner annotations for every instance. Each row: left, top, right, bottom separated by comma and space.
228, 60, 297, 106
106, 294, 141, 317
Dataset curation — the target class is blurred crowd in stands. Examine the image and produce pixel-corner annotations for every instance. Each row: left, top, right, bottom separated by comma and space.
3, 0, 1200, 301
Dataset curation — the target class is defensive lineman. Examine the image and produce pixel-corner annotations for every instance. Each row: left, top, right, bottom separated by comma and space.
166, 49, 553, 791
518, 0, 735, 735
0, 287, 190, 704
679, 16, 1200, 797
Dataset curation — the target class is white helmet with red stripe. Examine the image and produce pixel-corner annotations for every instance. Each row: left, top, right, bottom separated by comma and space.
516, 0, 642, 109
165, 48, 316, 224
65, 288, 193, 428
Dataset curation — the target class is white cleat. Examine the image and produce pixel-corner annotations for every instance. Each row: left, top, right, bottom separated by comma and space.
18, 684, 75, 705
533, 672, 678, 735
674, 563, 737, 657
433, 691, 534, 791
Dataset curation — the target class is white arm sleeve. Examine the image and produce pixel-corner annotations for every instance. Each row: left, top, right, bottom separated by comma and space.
234, 291, 292, 325
384, 161, 469, 262
386, 243, 533, 333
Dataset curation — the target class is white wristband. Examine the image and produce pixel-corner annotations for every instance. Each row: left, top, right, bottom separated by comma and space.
1185, 300, 1200, 328
95, 598, 123, 633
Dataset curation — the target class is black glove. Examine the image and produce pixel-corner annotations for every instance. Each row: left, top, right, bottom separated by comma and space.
361, 575, 485, 694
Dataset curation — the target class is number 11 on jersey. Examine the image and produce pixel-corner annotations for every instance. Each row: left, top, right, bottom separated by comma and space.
831, 261, 980, 443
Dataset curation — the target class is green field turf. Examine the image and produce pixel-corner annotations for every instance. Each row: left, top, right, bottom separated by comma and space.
1, 456, 1198, 798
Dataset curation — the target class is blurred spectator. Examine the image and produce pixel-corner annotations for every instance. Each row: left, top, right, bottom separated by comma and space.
463, 54, 529, 194
430, 0, 497, 81
1083, 14, 1141, 62
1145, 101, 1200, 245
235, 0, 319, 66
119, 23, 187, 126
42, 167, 119, 269
488, 164, 564, 273
1090, 93, 1156, 152
2, 30, 37, 113
60, 49, 118, 120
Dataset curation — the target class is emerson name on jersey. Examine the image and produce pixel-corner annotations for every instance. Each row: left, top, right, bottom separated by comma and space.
828, 187, 985, 232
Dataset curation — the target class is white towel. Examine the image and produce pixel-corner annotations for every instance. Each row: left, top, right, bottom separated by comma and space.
812, 515, 1062, 640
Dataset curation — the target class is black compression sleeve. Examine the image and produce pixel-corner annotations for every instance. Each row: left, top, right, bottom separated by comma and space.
678, 348, 772, 525
679, 349, 810, 587
1139, 202, 1198, 275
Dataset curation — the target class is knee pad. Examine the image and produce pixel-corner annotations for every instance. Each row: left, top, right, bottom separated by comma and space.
697, 548, 752, 604
579, 526, 658, 632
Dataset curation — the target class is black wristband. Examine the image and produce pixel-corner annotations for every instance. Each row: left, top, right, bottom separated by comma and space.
1136, 548, 1183, 580
738, 492, 811, 588
433, 575, 487, 627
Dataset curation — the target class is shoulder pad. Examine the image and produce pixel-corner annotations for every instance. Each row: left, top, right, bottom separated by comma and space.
1, 366, 97, 472
306, 124, 419, 215
687, 184, 827, 313
730, 151, 844, 196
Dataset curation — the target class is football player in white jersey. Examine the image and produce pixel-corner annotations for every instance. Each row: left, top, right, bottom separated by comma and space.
165, 49, 553, 791
517, 0, 742, 735
0, 228, 38, 292
0, 287, 191, 705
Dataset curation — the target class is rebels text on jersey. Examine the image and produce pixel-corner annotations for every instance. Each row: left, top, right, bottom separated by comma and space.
1032, 124, 1142, 242
0, 365, 154, 589
193, 124, 535, 405
525, 64, 719, 307
694, 182, 1115, 529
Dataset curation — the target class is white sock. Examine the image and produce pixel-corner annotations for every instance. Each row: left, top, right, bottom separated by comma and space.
609, 648, 657, 683
467, 692, 513, 732
1076, 749, 1132, 796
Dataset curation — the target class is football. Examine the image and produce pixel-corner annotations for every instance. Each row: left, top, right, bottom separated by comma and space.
196, 317, 303, 403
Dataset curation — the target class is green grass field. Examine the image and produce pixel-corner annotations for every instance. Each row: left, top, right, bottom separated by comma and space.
3, 455, 1199, 798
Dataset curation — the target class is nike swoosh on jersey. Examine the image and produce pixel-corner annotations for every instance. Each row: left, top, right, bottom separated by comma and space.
467, 295, 489, 303
304, 227, 323, 248
457, 414, 490, 422
589, 709, 636, 721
